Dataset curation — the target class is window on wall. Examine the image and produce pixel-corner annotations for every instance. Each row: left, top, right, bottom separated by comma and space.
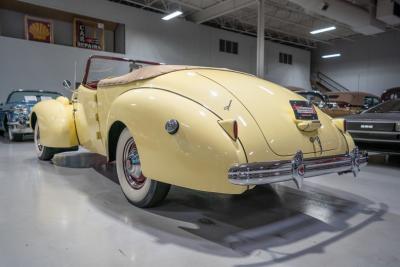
219, 39, 238, 55
279, 52, 293, 65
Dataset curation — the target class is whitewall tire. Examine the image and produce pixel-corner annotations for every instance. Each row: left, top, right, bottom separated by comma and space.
34, 123, 55, 161
116, 128, 170, 208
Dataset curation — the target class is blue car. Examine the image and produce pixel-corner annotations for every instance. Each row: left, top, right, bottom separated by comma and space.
0, 90, 62, 141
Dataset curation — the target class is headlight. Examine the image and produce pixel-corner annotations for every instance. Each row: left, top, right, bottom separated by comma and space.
396, 122, 400, 132
12, 105, 28, 114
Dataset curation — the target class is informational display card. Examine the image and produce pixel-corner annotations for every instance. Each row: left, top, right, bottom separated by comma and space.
290, 100, 318, 120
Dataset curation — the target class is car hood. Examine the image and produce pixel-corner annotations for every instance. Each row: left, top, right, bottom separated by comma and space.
345, 112, 400, 121
147, 69, 343, 158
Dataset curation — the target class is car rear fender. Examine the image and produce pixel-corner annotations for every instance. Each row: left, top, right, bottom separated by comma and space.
105, 89, 249, 194
30, 97, 78, 148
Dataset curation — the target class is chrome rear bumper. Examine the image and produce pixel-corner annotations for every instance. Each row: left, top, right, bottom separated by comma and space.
228, 147, 368, 189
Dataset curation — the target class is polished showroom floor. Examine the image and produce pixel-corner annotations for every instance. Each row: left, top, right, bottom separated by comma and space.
0, 138, 399, 267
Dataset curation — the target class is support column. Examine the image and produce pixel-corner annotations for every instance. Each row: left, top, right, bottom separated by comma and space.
256, 0, 265, 78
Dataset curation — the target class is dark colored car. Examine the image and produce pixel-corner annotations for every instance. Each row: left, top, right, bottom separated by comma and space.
0, 90, 62, 141
345, 100, 400, 153
381, 87, 400, 102
327, 92, 380, 110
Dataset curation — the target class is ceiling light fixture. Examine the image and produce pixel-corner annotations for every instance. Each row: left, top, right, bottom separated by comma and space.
162, 11, 183, 21
310, 26, 336, 34
322, 53, 341, 59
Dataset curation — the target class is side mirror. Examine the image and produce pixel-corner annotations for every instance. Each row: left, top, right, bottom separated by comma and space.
62, 80, 72, 91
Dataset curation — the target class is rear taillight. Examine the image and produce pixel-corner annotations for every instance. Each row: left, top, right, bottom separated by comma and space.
218, 119, 239, 141
233, 120, 238, 140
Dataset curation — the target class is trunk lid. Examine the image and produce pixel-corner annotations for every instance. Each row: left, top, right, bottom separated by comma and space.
196, 69, 340, 156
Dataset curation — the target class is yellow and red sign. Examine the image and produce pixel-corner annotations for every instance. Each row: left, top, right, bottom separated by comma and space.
25, 16, 53, 43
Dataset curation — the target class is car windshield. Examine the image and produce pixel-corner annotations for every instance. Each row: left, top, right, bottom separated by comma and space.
366, 100, 400, 113
298, 92, 325, 105
86, 58, 134, 84
7, 91, 61, 104
364, 96, 380, 108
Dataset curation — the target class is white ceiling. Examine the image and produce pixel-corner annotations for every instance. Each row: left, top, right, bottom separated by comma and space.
109, 0, 399, 49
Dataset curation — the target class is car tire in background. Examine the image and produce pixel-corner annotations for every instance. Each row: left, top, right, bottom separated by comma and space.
7, 127, 22, 142
116, 128, 170, 208
34, 123, 56, 161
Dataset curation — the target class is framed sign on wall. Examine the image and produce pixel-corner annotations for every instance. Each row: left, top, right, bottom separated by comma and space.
73, 18, 105, 51
25, 16, 54, 43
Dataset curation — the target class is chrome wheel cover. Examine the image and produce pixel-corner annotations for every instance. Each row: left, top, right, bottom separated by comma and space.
122, 138, 146, 190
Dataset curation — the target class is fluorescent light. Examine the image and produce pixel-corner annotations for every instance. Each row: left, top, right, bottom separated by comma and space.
162, 11, 183, 21
322, 53, 341, 59
310, 26, 336, 34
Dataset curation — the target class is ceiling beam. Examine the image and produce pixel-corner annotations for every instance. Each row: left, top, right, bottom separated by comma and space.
167, 0, 202, 10
221, 26, 316, 48
225, 15, 332, 45
188, 0, 256, 24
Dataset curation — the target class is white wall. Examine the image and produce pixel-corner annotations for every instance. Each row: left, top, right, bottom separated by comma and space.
0, 0, 311, 100
266, 42, 311, 90
312, 30, 400, 96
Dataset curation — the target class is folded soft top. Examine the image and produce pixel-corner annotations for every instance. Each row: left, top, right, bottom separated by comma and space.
98, 65, 205, 87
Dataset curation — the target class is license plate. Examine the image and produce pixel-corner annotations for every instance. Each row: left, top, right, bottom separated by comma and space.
290, 100, 318, 120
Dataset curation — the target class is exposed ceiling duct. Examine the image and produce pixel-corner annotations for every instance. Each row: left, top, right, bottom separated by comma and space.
287, 0, 385, 35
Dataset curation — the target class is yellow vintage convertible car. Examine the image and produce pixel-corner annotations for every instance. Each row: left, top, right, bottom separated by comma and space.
30, 56, 367, 208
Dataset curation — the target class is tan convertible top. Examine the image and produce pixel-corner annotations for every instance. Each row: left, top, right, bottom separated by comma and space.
98, 65, 227, 87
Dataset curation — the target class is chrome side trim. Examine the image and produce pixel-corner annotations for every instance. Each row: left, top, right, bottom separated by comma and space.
228, 147, 368, 189
346, 120, 396, 124
352, 137, 400, 143
348, 130, 399, 135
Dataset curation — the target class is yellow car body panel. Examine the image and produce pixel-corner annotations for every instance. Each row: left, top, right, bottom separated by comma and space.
105, 89, 248, 193
30, 96, 78, 148
73, 87, 106, 155
32, 67, 356, 194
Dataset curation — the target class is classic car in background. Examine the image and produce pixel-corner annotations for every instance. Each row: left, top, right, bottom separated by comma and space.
0, 90, 62, 141
294, 90, 354, 118
381, 87, 400, 102
30, 55, 367, 208
296, 90, 330, 108
346, 99, 400, 153
326, 92, 380, 115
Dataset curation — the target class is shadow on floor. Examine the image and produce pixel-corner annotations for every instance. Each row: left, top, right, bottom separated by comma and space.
50, 151, 387, 265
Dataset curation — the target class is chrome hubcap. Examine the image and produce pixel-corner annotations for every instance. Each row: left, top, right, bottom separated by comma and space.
122, 138, 146, 189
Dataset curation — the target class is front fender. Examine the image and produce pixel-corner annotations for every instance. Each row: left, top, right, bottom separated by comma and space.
106, 89, 248, 194
31, 97, 78, 148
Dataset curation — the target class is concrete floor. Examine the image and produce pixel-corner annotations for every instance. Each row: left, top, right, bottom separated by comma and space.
0, 138, 399, 267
